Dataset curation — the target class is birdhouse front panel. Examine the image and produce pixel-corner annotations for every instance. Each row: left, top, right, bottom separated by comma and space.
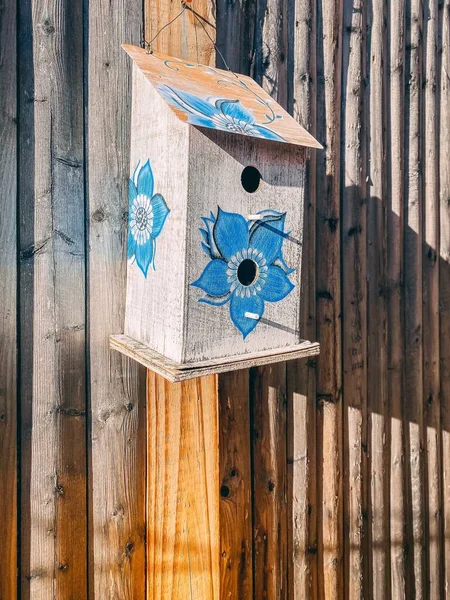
183, 128, 306, 364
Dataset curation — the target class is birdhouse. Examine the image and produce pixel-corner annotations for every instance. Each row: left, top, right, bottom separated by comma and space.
111, 45, 322, 381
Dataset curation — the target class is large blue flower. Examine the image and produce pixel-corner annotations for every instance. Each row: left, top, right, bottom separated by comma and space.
157, 85, 285, 142
192, 208, 295, 338
128, 160, 170, 277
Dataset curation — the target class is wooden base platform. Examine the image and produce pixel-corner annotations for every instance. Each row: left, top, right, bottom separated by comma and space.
110, 334, 320, 382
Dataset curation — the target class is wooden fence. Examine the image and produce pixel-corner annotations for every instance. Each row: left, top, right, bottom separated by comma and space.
0, 0, 449, 597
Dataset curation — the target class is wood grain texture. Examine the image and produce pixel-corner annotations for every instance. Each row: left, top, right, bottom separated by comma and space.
0, 0, 17, 595
404, 0, 425, 596
341, 0, 368, 596
18, 0, 87, 597
315, 0, 343, 598
218, 370, 253, 600
387, 0, 407, 595
87, 1, 146, 597
422, 0, 442, 596
367, 0, 389, 596
439, 0, 450, 594
287, 0, 318, 596
147, 372, 220, 600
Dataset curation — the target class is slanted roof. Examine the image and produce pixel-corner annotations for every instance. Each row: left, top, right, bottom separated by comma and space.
123, 45, 322, 149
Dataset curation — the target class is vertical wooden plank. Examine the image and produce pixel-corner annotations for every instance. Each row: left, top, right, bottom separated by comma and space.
18, 0, 87, 597
341, 0, 368, 596
367, 0, 389, 596
147, 372, 220, 600
315, 0, 343, 597
251, 364, 288, 600
216, 0, 255, 73
386, 0, 407, 595
87, 1, 146, 597
287, 0, 318, 596
422, 0, 442, 597
0, 0, 17, 595
404, 0, 425, 596
439, 0, 450, 593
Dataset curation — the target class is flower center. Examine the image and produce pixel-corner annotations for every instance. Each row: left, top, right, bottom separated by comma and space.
237, 259, 258, 286
135, 206, 149, 231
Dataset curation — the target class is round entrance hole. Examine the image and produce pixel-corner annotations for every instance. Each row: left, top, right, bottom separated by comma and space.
241, 166, 262, 193
237, 259, 258, 286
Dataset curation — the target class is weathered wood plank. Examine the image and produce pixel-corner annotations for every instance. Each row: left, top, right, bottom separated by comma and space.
0, 0, 17, 595
287, 0, 318, 596
251, 363, 288, 600
439, 0, 450, 593
147, 372, 220, 600
315, 0, 344, 597
18, 0, 87, 597
367, 0, 389, 596
218, 370, 253, 600
404, 0, 425, 595
386, 0, 407, 595
422, 0, 442, 597
341, 0, 368, 596
87, 1, 146, 597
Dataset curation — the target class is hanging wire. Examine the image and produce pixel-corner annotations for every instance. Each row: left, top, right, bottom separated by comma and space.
145, 4, 187, 53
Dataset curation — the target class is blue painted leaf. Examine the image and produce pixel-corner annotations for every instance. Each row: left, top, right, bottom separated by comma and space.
137, 160, 154, 198
191, 259, 230, 296
249, 213, 286, 264
201, 216, 220, 258
201, 242, 211, 256
230, 293, 264, 339
135, 240, 153, 277
199, 293, 231, 307
132, 161, 141, 186
215, 99, 255, 125
252, 124, 285, 141
127, 230, 136, 260
260, 265, 295, 302
272, 255, 295, 275
213, 207, 248, 261
129, 179, 138, 203
150, 193, 170, 238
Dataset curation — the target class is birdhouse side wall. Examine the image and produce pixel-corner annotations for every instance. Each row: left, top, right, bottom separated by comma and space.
124, 64, 189, 363
183, 128, 306, 363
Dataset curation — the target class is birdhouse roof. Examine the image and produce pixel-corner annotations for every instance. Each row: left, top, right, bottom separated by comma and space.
123, 45, 322, 149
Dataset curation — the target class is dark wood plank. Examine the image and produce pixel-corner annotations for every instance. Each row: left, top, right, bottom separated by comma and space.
0, 0, 17, 595
87, 1, 146, 597
18, 0, 87, 596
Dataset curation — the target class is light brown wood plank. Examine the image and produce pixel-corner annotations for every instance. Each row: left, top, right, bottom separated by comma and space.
341, 0, 368, 596
439, 0, 450, 593
287, 0, 318, 596
387, 0, 407, 595
87, 1, 146, 597
147, 372, 220, 600
404, 0, 425, 595
367, 0, 389, 596
218, 370, 253, 600
423, 0, 442, 597
315, 0, 344, 598
0, 0, 17, 595
251, 363, 288, 600
18, 0, 87, 597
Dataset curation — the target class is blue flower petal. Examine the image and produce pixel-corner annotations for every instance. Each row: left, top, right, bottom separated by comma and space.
150, 193, 170, 238
137, 160, 154, 198
249, 213, 286, 264
199, 294, 231, 306
230, 293, 264, 338
213, 207, 249, 261
215, 99, 255, 125
129, 179, 138, 203
135, 240, 153, 277
158, 85, 218, 119
259, 265, 295, 302
127, 231, 136, 259
192, 259, 230, 296
252, 124, 285, 141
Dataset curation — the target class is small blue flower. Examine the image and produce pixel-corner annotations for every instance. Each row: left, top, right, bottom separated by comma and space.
158, 85, 285, 142
192, 207, 295, 338
128, 160, 170, 277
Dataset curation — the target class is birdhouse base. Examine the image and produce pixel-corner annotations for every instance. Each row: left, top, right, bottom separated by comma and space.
110, 334, 320, 382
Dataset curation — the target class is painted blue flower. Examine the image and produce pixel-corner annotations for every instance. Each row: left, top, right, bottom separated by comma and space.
192, 208, 295, 338
128, 160, 170, 277
158, 85, 285, 142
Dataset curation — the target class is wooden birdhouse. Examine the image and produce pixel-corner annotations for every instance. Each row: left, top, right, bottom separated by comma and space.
111, 45, 322, 380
